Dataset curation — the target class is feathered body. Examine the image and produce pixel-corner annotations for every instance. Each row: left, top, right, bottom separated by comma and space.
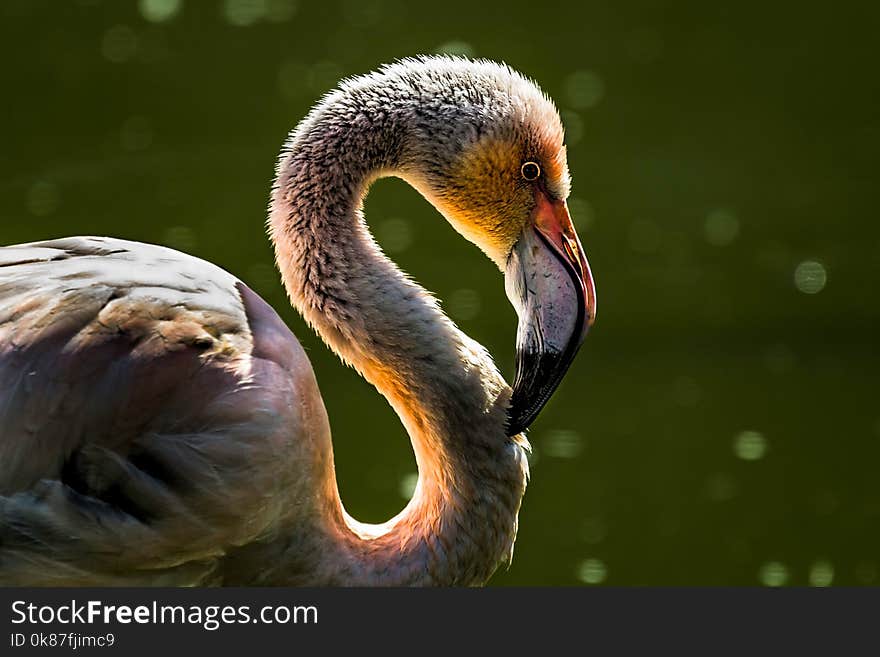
0, 57, 592, 585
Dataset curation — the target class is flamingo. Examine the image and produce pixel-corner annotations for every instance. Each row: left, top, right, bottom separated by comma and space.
0, 57, 596, 586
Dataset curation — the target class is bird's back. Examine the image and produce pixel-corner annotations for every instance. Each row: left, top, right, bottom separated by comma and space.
0, 237, 328, 585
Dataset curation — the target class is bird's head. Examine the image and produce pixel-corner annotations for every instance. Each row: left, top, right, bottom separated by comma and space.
392, 57, 598, 436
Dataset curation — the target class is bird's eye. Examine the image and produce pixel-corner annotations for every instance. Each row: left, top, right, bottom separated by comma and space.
521, 161, 541, 181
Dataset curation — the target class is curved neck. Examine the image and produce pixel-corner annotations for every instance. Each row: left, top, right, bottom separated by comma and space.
267, 86, 528, 585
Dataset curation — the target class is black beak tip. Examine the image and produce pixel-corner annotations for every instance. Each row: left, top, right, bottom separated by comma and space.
505, 342, 587, 437
505, 384, 547, 437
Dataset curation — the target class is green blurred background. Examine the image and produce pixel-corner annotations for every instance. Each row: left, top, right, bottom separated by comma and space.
1, 0, 878, 586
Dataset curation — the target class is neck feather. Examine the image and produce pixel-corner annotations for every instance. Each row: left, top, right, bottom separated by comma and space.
267, 83, 528, 585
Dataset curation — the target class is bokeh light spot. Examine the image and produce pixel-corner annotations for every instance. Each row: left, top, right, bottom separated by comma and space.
101, 25, 138, 63
138, 0, 182, 23
376, 218, 413, 253
808, 560, 834, 586
733, 430, 767, 461
704, 208, 739, 246
398, 472, 418, 499
222, 0, 266, 26
266, 0, 297, 22
705, 472, 738, 502
447, 288, 481, 321
577, 558, 607, 584
759, 561, 789, 587
341, 0, 383, 28
277, 59, 307, 100
543, 429, 583, 459
559, 109, 584, 146
567, 197, 596, 230
580, 517, 607, 545
434, 40, 474, 57
794, 260, 827, 294
162, 226, 197, 252
564, 70, 604, 110
628, 218, 661, 253
307, 60, 343, 93
26, 181, 60, 217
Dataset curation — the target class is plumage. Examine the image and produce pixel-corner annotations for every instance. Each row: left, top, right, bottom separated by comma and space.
0, 238, 317, 584
0, 56, 594, 586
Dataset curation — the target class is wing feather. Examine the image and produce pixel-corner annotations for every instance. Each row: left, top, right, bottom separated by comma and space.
0, 237, 314, 585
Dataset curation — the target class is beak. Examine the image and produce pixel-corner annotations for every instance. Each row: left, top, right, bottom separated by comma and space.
504, 193, 597, 436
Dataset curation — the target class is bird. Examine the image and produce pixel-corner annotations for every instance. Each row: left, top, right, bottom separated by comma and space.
0, 56, 596, 586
